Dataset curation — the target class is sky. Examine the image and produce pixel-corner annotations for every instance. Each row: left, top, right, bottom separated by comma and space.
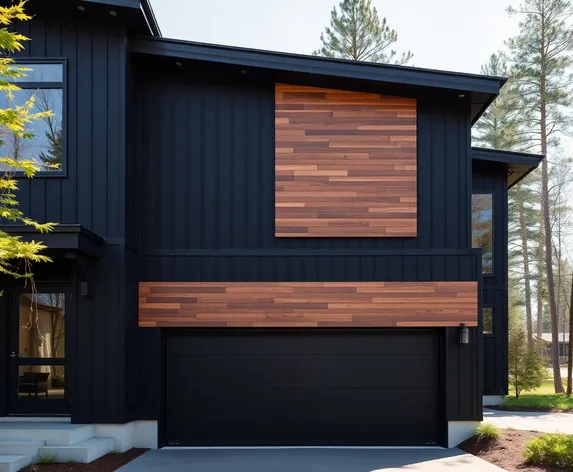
148, 0, 572, 155
149, 0, 520, 75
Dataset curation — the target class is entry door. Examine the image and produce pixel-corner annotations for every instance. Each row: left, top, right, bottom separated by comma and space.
9, 290, 70, 415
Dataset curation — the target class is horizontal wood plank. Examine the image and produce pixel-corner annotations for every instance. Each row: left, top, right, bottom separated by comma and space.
139, 282, 477, 328
275, 84, 417, 237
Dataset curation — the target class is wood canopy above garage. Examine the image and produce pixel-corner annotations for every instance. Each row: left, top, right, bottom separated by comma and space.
139, 281, 477, 328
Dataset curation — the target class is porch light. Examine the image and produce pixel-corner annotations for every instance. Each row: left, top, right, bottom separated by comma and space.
459, 323, 470, 344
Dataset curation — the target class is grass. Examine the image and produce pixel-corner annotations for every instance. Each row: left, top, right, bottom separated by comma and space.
64, 458, 78, 464
503, 376, 573, 411
37, 453, 59, 465
523, 433, 573, 468
474, 422, 502, 441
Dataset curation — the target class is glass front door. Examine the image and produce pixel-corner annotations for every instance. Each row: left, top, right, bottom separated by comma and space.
9, 291, 70, 415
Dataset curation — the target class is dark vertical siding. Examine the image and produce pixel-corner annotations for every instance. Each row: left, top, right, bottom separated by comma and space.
131, 61, 482, 424
473, 161, 509, 396
136, 64, 471, 252
8, 13, 132, 423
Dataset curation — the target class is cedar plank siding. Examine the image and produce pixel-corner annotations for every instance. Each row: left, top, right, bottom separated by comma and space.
275, 84, 417, 237
139, 281, 478, 328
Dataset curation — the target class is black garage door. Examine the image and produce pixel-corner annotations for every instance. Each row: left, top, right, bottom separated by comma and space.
165, 329, 441, 446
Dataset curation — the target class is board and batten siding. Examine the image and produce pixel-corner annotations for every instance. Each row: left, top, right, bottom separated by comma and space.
135, 65, 471, 252
275, 84, 417, 237
139, 281, 478, 328
5, 12, 132, 425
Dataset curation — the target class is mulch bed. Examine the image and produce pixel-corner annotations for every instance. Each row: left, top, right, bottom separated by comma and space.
459, 430, 572, 472
486, 405, 573, 414
21, 448, 147, 472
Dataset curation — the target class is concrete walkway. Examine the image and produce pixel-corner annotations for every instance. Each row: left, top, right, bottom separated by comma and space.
484, 407, 573, 434
117, 448, 503, 471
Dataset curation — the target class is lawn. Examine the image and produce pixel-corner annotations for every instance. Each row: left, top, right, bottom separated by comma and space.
502, 379, 573, 412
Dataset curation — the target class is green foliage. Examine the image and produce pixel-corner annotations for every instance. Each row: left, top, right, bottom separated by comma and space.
474, 423, 501, 441
37, 453, 59, 464
473, 53, 528, 151
508, 310, 548, 398
313, 0, 412, 64
64, 457, 78, 464
507, 0, 573, 148
0, 1, 55, 289
523, 433, 573, 468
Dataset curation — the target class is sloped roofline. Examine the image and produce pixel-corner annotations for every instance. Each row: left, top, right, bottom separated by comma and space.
130, 36, 507, 123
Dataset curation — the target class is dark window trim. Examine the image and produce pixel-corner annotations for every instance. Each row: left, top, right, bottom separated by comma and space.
472, 192, 494, 275
483, 306, 494, 336
8, 58, 68, 178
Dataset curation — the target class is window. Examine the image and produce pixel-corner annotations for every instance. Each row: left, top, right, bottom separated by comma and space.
472, 194, 493, 273
0, 61, 65, 174
483, 307, 493, 334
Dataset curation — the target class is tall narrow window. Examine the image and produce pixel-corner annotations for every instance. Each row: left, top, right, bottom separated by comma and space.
472, 194, 493, 273
0, 61, 65, 174
483, 307, 493, 334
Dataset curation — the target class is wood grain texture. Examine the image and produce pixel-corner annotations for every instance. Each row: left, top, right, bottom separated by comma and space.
139, 282, 477, 328
275, 84, 417, 237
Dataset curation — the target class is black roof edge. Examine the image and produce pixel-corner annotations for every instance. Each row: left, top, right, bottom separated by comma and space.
130, 36, 507, 96
472, 147, 544, 167
472, 147, 544, 188
140, 0, 161, 36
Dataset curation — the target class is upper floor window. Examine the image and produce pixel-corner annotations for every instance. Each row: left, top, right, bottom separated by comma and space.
0, 61, 65, 175
472, 193, 493, 274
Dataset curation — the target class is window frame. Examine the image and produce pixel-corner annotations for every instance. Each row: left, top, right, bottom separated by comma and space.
6, 58, 67, 178
482, 306, 494, 336
471, 192, 494, 275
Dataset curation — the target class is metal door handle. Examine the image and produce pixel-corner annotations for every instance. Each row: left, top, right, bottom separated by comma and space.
9, 352, 17, 358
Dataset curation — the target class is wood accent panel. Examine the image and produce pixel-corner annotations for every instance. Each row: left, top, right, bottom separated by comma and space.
139, 282, 477, 328
275, 84, 417, 238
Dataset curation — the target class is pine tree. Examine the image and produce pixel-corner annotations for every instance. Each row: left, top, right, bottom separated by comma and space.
38, 127, 62, 169
0, 2, 55, 292
508, 308, 548, 398
473, 53, 538, 343
507, 0, 573, 393
313, 0, 412, 64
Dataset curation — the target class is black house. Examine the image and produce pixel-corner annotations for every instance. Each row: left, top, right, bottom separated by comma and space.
0, 0, 542, 457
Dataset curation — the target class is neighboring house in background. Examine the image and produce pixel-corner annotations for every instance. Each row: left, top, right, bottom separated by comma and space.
0, 0, 543, 461
536, 333, 570, 364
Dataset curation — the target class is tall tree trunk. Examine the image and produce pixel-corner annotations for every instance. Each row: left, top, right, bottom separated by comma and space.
516, 183, 533, 344
540, 92, 565, 393
537, 243, 544, 338
567, 276, 573, 396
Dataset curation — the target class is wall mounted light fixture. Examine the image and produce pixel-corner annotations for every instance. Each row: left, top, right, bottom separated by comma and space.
459, 323, 470, 344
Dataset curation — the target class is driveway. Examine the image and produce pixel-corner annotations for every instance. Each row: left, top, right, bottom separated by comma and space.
117, 447, 503, 471
484, 407, 573, 434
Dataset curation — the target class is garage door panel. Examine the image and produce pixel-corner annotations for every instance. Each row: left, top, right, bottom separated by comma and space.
165, 329, 440, 446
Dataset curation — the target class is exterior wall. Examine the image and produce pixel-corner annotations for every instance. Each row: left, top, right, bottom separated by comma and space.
0, 10, 133, 423
473, 161, 509, 396
130, 59, 483, 431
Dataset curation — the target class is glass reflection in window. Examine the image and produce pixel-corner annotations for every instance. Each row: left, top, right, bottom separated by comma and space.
472, 194, 493, 274
483, 307, 493, 334
18, 366, 65, 399
19, 293, 65, 358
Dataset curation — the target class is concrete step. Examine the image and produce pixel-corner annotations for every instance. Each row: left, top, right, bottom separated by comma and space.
0, 423, 94, 446
0, 455, 32, 472
0, 440, 44, 456
38, 437, 115, 463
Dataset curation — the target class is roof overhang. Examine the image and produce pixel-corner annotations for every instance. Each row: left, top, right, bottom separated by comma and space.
472, 147, 544, 188
9, 0, 161, 37
1, 224, 104, 259
130, 37, 506, 124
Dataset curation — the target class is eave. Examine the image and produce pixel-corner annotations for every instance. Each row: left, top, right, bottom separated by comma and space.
472, 147, 544, 188
130, 36, 506, 124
